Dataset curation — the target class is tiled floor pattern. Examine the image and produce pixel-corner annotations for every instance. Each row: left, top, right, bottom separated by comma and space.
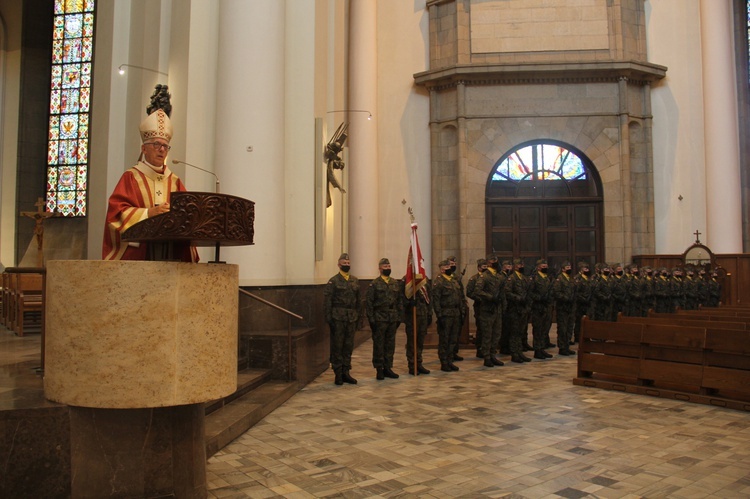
206, 328, 750, 498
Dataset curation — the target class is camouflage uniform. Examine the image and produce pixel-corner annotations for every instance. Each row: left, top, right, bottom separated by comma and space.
553, 267, 576, 354
474, 265, 504, 363
528, 262, 554, 355
641, 269, 656, 316
403, 277, 432, 373
324, 267, 361, 380
366, 272, 403, 372
670, 270, 686, 311
432, 263, 463, 369
683, 272, 699, 310
696, 272, 710, 307
591, 271, 612, 321
653, 271, 673, 313
625, 269, 643, 317
465, 260, 487, 357
707, 274, 722, 306
505, 263, 531, 362
610, 270, 628, 321
573, 265, 594, 343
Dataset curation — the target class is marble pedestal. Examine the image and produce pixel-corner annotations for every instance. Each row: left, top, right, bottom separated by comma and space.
44, 260, 239, 498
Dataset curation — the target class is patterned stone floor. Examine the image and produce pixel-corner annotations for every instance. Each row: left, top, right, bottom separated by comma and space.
207, 327, 750, 498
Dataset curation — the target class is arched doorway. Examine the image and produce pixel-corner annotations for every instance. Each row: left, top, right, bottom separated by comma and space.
486, 140, 604, 272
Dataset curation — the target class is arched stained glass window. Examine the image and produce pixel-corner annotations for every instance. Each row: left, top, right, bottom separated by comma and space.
487, 140, 600, 199
46, 0, 96, 217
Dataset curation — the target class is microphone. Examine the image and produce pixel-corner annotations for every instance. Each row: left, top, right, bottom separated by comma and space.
172, 159, 220, 193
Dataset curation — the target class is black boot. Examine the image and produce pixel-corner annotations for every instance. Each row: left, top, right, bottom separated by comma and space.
453, 354, 464, 361
476, 350, 483, 359
484, 358, 494, 367
441, 364, 452, 372
448, 363, 459, 371
342, 370, 357, 384
511, 354, 525, 363
334, 371, 343, 385
533, 350, 547, 360
417, 364, 430, 374
521, 353, 532, 362
542, 350, 553, 358
376, 367, 385, 380
491, 356, 504, 366
383, 367, 399, 379
523, 343, 533, 352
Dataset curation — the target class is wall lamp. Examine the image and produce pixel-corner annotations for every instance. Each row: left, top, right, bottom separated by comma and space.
326, 110, 372, 120
118, 64, 169, 78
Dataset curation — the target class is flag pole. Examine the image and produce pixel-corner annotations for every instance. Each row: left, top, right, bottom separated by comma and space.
408, 207, 419, 375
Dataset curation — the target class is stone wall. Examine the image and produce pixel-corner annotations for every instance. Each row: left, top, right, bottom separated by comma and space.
418, 0, 664, 267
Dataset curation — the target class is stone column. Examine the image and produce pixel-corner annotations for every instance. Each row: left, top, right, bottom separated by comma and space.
214, 0, 286, 280
700, 0, 742, 252
348, 0, 379, 277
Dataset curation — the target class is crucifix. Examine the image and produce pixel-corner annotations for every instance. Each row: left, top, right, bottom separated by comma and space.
693, 229, 702, 244
20, 198, 56, 267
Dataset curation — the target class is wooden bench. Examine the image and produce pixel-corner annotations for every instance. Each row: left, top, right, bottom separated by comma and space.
618, 314, 748, 330
574, 316, 750, 411
13, 272, 43, 336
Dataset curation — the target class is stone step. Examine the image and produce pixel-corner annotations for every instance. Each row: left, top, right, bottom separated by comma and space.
204, 368, 272, 415
204, 380, 300, 457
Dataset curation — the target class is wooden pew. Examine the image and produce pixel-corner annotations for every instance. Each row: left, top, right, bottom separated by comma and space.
574, 317, 750, 411
649, 311, 750, 323
14, 273, 43, 336
618, 314, 748, 330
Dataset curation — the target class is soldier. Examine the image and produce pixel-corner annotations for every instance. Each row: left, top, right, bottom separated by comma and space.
671, 267, 686, 311
696, 268, 710, 307
683, 266, 699, 310
505, 258, 532, 363
432, 260, 463, 372
591, 263, 613, 321
465, 258, 488, 358
610, 263, 628, 321
654, 267, 673, 313
448, 256, 467, 361
474, 254, 505, 367
403, 275, 432, 375
529, 259, 554, 359
707, 270, 722, 307
553, 261, 576, 356
625, 264, 643, 317
324, 253, 361, 385
366, 258, 403, 380
499, 260, 513, 355
641, 266, 656, 316
573, 262, 594, 343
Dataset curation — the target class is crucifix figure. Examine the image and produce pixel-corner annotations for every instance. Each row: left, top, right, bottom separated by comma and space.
20, 198, 56, 267
694, 229, 702, 244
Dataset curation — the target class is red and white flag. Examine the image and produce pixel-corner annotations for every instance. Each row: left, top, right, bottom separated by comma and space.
404, 222, 429, 302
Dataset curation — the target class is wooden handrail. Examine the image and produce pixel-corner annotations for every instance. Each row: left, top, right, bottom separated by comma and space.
238, 288, 304, 383
238, 288, 303, 320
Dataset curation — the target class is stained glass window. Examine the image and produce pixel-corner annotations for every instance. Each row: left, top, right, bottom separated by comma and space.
487, 141, 600, 199
492, 143, 586, 182
46, 0, 95, 217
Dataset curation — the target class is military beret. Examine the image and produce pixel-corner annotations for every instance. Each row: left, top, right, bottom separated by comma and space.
513, 258, 523, 265
379, 258, 390, 265
447, 255, 457, 262
438, 259, 450, 267
486, 254, 498, 262
536, 259, 547, 266
561, 261, 571, 267
501, 260, 512, 266
338, 253, 349, 261
476, 258, 487, 266
577, 261, 589, 269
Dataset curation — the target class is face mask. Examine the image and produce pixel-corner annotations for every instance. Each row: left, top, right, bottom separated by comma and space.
540, 268, 548, 274
450, 265, 457, 272
603, 271, 611, 276
444, 267, 454, 275
491, 261, 499, 269
564, 268, 572, 275
661, 273, 668, 277
340, 265, 350, 273
382, 269, 391, 277
517, 267, 525, 274
584, 270, 591, 276
633, 271, 639, 276
616, 270, 623, 276
504, 269, 511, 276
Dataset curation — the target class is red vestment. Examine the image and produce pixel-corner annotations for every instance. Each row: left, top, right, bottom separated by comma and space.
102, 162, 198, 262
